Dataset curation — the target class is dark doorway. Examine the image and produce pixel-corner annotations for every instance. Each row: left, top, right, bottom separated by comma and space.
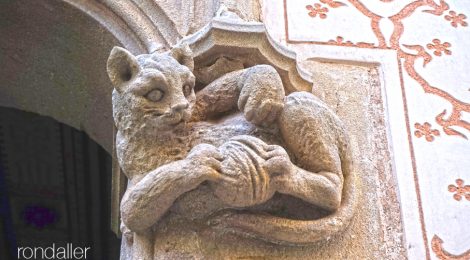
0, 107, 120, 259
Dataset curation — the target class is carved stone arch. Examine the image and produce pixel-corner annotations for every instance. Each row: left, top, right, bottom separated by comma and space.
0, 0, 152, 153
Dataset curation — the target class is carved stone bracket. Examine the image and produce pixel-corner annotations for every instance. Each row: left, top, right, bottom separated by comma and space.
110, 11, 316, 235
106, 8, 360, 260
180, 14, 313, 93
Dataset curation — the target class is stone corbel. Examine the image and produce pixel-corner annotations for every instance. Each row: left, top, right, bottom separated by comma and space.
110, 8, 358, 246
180, 9, 313, 93
110, 10, 316, 235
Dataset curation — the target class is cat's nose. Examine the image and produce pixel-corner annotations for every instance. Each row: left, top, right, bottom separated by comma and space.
171, 101, 189, 112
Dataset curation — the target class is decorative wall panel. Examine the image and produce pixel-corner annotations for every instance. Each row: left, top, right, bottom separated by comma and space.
264, 1, 470, 259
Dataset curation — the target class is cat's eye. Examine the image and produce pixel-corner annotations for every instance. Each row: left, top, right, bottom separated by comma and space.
183, 84, 192, 97
146, 89, 164, 102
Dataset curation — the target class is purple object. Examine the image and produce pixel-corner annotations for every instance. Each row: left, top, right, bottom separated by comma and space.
22, 205, 58, 228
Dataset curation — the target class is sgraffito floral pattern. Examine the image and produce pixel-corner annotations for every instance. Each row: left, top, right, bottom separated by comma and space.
414, 122, 440, 142
448, 179, 470, 201
306, 3, 329, 19
291, 1, 470, 258
445, 11, 468, 28
306, 0, 346, 19
328, 36, 375, 48
426, 39, 452, 56
432, 235, 470, 260
300, 0, 470, 140
319, 0, 346, 8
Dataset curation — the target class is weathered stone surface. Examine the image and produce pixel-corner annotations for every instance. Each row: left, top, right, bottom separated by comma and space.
193, 57, 245, 86
300, 60, 407, 259
109, 44, 357, 259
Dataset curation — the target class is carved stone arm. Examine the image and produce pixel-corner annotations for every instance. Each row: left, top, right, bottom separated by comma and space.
275, 166, 343, 211
121, 144, 223, 233
120, 160, 201, 233
192, 65, 285, 125
191, 69, 244, 121
250, 138, 344, 211
273, 92, 352, 212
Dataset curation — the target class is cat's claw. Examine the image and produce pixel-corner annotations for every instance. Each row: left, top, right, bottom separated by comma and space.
185, 143, 224, 182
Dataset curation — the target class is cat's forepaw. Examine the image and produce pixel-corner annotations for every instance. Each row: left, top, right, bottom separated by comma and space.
185, 143, 225, 182
237, 65, 285, 126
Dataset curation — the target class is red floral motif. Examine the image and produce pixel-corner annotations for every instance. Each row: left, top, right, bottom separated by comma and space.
445, 11, 468, 28
306, 3, 329, 19
448, 179, 470, 201
414, 122, 440, 142
426, 39, 452, 56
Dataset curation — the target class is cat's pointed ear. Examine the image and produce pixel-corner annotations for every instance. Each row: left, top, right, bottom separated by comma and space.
107, 46, 140, 92
170, 43, 194, 71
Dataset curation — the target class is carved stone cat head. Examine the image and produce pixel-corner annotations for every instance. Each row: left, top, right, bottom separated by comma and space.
107, 44, 196, 133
